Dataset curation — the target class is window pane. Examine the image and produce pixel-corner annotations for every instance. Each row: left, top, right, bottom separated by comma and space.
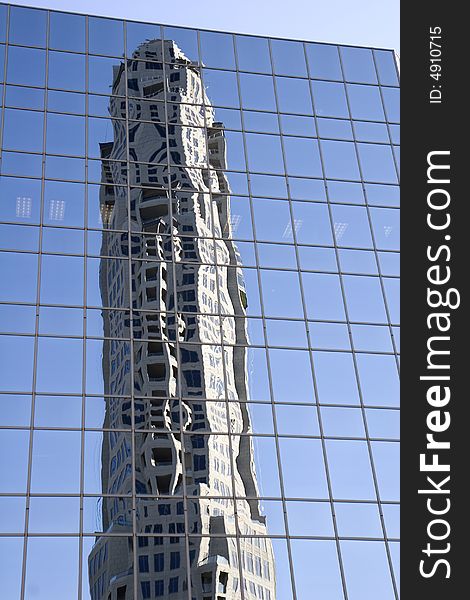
279, 438, 328, 497
236, 35, 271, 73
200, 31, 235, 69
283, 137, 322, 177
302, 273, 345, 321
276, 77, 312, 115
326, 439, 376, 499
89, 16, 124, 57
357, 143, 398, 184
7, 46, 46, 87
341, 541, 395, 600
271, 39, 307, 77
341, 46, 377, 84
3, 109, 44, 152
374, 50, 399, 86
49, 11, 86, 52
245, 133, 284, 174
347, 84, 385, 121
321, 140, 360, 180
239, 73, 276, 111
306, 43, 342, 80
313, 351, 360, 405
312, 81, 349, 118
9, 6, 47, 47
48, 51, 86, 92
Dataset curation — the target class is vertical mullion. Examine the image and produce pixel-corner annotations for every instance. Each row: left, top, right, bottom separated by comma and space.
19, 7, 50, 600
122, 19, 140, 600
161, 30, 194, 600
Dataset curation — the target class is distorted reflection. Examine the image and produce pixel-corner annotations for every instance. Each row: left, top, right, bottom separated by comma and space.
88, 36, 276, 600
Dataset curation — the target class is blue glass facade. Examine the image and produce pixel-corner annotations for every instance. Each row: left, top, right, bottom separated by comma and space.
0, 3, 399, 599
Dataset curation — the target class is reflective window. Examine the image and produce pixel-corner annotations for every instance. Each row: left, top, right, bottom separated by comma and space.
49, 11, 86, 52
200, 31, 235, 69
0, 14, 399, 598
48, 51, 86, 92
9, 6, 47, 47
306, 43, 342, 80
271, 39, 307, 77
312, 80, 349, 118
236, 35, 271, 73
276, 76, 312, 114
7, 46, 45, 86
239, 72, 276, 111
340, 46, 378, 84
88, 16, 124, 57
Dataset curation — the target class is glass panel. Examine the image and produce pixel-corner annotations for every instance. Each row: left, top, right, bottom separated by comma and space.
28, 496, 80, 533
312, 81, 349, 118
366, 408, 400, 439
276, 77, 312, 115
382, 87, 400, 122
374, 50, 399, 86
341, 541, 395, 600
34, 394, 82, 428
356, 354, 400, 407
200, 31, 235, 69
326, 439, 376, 499
0, 152, 43, 178
331, 205, 373, 248
0, 429, 30, 492
321, 406, 365, 436
357, 143, 398, 184
46, 113, 86, 156
271, 39, 307, 77
321, 140, 360, 180
335, 502, 382, 536
291, 540, 344, 599
43, 181, 85, 227
89, 16, 124, 57
340, 46, 378, 84
302, 273, 345, 321
260, 270, 303, 318
0, 251, 38, 302
236, 35, 271, 73
0, 496, 26, 533
3, 108, 44, 152
347, 84, 385, 121
36, 337, 83, 394
49, 11, 86, 52
306, 43, 342, 80
313, 351, 360, 405
269, 349, 315, 403
25, 537, 79, 599
279, 438, 328, 497
163, 26, 198, 62
126, 21, 161, 57
202, 68, 239, 107
239, 73, 276, 111
0, 537, 24, 599
48, 51, 86, 92
343, 275, 387, 322
245, 133, 284, 174
9, 5, 47, 47
0, 224, 39, 252
283, 137, 322, 177
7, 46, 46, 87
30, 430, 81, 493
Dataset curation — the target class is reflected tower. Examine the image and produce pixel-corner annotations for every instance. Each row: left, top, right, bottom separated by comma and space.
88, 38, 276, 600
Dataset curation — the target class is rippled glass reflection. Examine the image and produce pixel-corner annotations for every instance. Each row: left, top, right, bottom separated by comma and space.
0, 5, 399, 600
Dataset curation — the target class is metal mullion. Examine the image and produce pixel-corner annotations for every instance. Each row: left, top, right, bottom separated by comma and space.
329, 46, 399, 600
0, 3, 10, 163
161, 32, 193, 600
77, 13, 92, 599
121, 21, 140, 600
197, 30, 249, 600
19, 7, 50, 600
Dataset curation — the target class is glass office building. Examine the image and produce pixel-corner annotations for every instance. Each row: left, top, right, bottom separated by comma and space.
0, 3, 399, 599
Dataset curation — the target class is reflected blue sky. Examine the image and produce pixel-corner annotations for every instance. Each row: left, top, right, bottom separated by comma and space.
9, 0, 399, 50
0, 4, 399, 599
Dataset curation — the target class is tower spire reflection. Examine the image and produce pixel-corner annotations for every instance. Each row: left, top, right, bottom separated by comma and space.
88, 38, 276, 600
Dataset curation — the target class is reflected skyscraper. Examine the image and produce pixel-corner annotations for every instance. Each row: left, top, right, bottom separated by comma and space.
88, 38, 276, 600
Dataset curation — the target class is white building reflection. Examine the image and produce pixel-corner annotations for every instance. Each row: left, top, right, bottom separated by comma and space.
88, 38, 276, 600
